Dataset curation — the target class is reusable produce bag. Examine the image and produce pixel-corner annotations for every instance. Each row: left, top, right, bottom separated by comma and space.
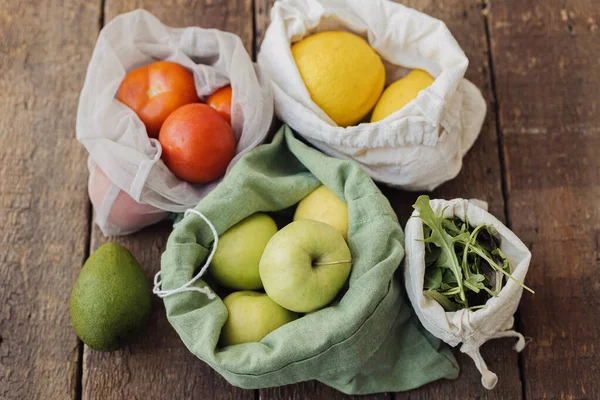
158, 126, 459, 394
257, 0, 486, 191
77, 9, 273, 236
404, 198, 531, 389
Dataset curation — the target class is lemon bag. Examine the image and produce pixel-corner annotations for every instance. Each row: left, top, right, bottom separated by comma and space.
158, 126, 458, 394
77, 10, 273, 236
257, 0, 486, 191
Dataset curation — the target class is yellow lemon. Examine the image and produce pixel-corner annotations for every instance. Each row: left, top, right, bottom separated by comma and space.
292, 31, 385, 127
371, 69, 435, 122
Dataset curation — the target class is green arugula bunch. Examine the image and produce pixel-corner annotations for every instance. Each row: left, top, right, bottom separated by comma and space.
413, 196, 534, 311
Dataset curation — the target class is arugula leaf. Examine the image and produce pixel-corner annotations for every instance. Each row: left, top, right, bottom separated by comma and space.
467, 242, 535, 294
424, 266, 442, 290
434, 249, 452, 269
470, 273, 486, 283
442, 268, 458, 284
462, 223, 486, 279
442, 219, 461, 235
424, 289, 462, 312
492, 248, 511, 273
414, 196, 466, 301
424, 245, 441, 266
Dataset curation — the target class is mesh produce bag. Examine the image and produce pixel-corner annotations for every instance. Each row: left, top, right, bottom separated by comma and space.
257, 0, 486, 191
77, 9, 273, 235
156, 126, 459, 395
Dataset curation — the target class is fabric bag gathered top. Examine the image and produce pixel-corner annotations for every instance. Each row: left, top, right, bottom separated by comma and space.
258, 0, 486, 191
77, 9, 273, 236
404, 198, 532, 389
158, 125, 459, 395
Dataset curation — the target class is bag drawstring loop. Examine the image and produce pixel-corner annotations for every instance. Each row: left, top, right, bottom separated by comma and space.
153, 209, 218, 300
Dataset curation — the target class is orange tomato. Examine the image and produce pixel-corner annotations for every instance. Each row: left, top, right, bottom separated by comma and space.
206, 85, 232, 124
117, 61, 200, 138
159, 103, 236, 183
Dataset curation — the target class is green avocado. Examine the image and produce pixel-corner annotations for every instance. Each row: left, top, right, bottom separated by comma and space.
69, 243, 152, 351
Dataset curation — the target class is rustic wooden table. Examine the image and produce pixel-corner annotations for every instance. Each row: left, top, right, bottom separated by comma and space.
1, 0, 598, 399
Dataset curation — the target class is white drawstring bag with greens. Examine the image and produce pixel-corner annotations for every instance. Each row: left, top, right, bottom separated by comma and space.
257, 0, 486, 191
404, 198, 532, 389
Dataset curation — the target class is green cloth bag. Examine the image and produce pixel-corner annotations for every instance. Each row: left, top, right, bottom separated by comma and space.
160, 125, 459, 394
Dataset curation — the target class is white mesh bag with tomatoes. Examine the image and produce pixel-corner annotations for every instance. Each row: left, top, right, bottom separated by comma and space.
77, 10, 273, 236
257, 0, 486, 191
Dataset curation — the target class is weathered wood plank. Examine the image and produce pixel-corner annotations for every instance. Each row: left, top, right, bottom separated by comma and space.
488, 1, 600, 398
255, 0, 520, 399
255, 0, 271, 52
105, 0, 254, 53
0, 0, 101, 399
81, 1, 255, 399
261, 382, 388, 400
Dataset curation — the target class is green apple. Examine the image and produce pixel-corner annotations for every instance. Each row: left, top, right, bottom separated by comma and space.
259, 220, 352, 313
210, 213, 278, 290
293, 185, 349, 240
220, 291, 299, 346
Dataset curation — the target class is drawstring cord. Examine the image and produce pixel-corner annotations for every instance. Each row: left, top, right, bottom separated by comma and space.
153, 209, 218, 300
465, 329, 528, 390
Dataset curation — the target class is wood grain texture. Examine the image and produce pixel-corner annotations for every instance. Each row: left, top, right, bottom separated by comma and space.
255, 0, 272, 51
489, 0, 600, 398
255, 0, 517, 398
0, 0, 100, 399
105, 0, 254, 53
260, 382, 389, 400
81, 1, 255, 399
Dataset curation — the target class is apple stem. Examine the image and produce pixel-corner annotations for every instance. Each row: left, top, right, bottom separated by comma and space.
313, 259, 352, 267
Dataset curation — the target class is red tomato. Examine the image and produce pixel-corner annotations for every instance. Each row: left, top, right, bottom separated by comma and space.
117, 61, 200, 138
159, 103, 236, 183
206, 85, 232, 124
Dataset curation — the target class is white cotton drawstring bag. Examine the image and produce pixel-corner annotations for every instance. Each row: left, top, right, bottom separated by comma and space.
257, 0, 486, 191
404, 198, 531, 389
77, 9, 274, 236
